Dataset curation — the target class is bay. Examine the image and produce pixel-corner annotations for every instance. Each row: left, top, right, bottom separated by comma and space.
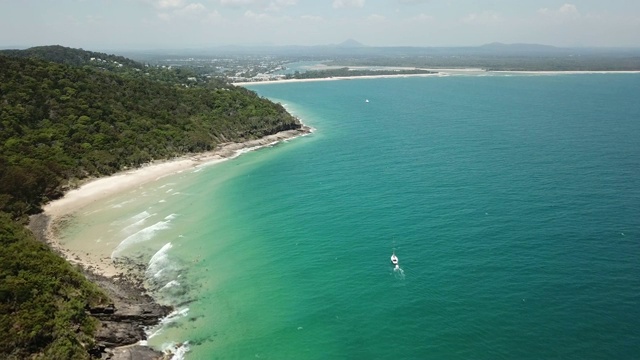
60, 74, 640, 359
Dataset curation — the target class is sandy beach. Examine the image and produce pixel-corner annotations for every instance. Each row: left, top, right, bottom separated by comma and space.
232, 71, 448, 86
41, 126, 312, 279
233, 68, 640, 86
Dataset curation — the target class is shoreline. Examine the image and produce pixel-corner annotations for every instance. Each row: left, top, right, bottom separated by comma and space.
34, 124, 312, 359
43, 125, 312, 278
232, 72, 444, 86
232, 69, 640, 86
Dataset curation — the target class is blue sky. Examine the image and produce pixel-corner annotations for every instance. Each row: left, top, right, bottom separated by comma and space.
1, 0, 639, 50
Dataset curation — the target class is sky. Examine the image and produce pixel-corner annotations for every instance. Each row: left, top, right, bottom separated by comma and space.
1, 0, 640, 50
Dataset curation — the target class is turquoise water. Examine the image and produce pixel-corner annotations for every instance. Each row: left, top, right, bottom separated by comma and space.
63, 75, 640, 359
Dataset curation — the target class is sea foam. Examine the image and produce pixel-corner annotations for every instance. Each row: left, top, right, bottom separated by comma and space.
120, 211, 155, 236
146, 307, 189, 341
111, 219, 172, 258
147, 242, 173, 278
162, 341, 190, 360
146, 241, 189, 304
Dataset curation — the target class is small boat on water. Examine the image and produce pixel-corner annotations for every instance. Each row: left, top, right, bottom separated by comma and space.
390, 252, 398, 266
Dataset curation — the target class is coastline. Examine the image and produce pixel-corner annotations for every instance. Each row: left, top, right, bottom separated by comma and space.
33, 124, 312, 359
42, 125, 312, 278
232, 72, 444, 86
233, 69, 640, 86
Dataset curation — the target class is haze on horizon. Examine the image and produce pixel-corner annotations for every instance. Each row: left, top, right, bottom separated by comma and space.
1, 0, 640, 51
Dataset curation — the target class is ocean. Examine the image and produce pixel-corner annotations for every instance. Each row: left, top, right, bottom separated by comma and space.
58, 74, 640, 359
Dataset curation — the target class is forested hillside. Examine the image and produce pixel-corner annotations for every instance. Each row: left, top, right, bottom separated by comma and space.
0, 46, 301, 358
0, 45, 226, 86
0, 45, 142, 70
0, 51, 300, 220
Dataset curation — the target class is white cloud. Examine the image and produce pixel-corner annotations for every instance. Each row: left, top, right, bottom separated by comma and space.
462, 11, 501, 25
220, 0, 264, 6
266, 0, 297, 12
411, 13, 433, 22
538, 3, 580, 19
245, 10, 267, 19
332, 0, 365, 9
175, 3, 206, 16
559, 4, 579, 15
204, 10, 222, 22
157, 0, 186, 9
274, 0, 296, 5
396, 0, 429, 4
300, 15, 323, 21
367, 14, 385, 21
219, 0, 296, 12
151, 2, 208, 21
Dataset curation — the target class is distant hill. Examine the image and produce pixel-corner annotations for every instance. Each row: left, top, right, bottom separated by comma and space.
477, 42, 567, 55
479, 42, 559, 51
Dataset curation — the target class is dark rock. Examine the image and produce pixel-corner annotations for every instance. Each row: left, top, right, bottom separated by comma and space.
109, 345, 166, 360
88, 303, 116, 314
88, 343, 106, 358
85, 271, 172, 349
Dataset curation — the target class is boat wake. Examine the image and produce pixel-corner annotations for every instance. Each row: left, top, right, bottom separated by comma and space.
393, 266, 405, 280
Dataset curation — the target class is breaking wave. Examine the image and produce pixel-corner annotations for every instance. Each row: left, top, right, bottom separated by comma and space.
111, 219, 172, 258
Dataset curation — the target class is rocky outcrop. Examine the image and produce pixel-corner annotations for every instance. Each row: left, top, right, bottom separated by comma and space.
97, 345, 168, 360
84, 271, 172, 358
90, 304, 170, 347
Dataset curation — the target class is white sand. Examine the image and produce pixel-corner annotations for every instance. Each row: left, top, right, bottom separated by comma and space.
43, 127, 312, 278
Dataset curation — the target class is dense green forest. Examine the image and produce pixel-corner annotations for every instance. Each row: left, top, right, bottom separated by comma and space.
0, 46, 301, 358
0, 213, 109, 359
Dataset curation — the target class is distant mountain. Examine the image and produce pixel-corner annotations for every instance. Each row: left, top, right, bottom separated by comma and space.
336, 39, 366, 48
